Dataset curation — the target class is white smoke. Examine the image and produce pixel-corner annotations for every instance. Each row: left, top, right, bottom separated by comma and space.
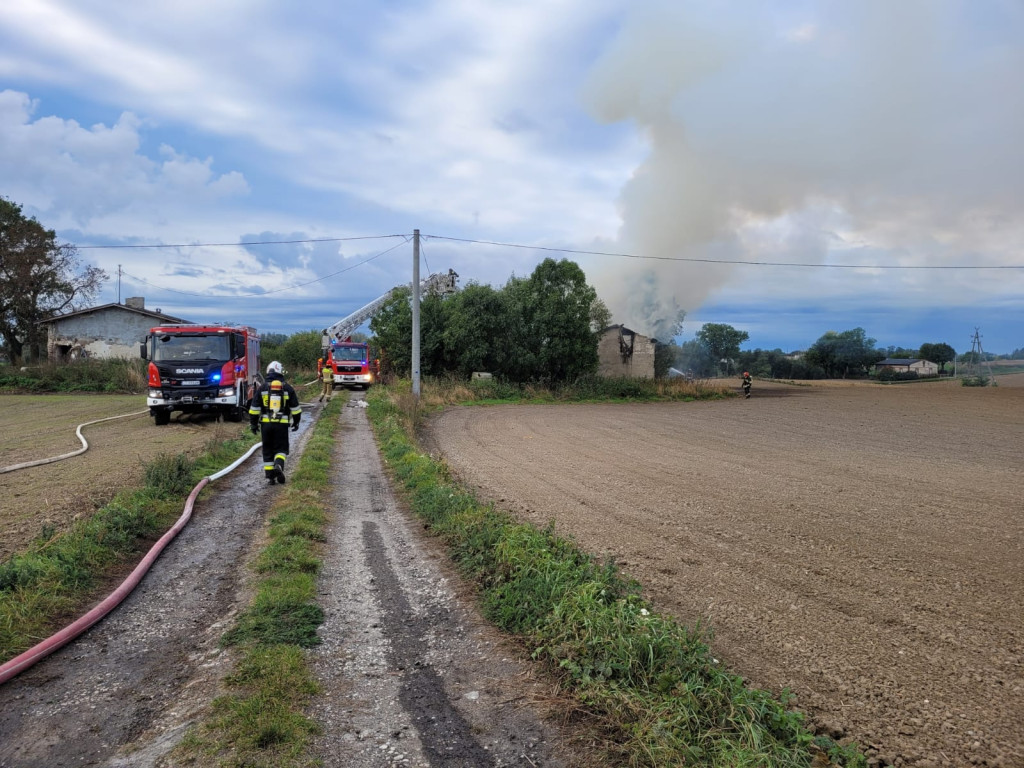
582, 0, 1024, 341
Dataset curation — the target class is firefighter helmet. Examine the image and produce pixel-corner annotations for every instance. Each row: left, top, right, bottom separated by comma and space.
266, 361, 283, 375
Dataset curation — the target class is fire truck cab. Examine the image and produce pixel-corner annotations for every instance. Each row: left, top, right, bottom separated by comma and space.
141, 324, 260, 425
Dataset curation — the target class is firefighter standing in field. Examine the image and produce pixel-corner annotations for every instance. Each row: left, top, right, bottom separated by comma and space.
318, 354, 333, 403
741, 371, 752, 399
249, 361, 301, 484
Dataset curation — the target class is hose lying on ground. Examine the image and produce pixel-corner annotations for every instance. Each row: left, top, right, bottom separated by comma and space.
0, 410, 149, 475
0, 441, 263, 685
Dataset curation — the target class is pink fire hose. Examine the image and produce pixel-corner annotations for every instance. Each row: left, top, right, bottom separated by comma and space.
0, 442, 261, 685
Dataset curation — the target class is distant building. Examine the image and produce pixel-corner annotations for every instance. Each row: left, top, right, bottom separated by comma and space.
874, 357, 939, 376
597, 325, 656, 379
41, 297, 190, 361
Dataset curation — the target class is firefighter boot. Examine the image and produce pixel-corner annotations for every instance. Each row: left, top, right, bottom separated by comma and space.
274, 457, 286, 484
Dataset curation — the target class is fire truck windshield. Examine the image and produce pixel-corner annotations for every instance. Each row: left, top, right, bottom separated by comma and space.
331, 346, 366, 362
153, 334, 231, 362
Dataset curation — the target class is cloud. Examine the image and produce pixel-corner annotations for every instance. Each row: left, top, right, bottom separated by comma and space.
581, 0, 1024, 341
0, 89, 249, 230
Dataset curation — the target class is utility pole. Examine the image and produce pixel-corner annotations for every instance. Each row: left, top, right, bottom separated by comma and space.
968, 327, 995, 384
117, 265, 122, 304
412, 230, 421, 398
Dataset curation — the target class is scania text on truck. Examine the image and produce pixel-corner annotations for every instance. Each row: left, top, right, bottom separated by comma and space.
141, 324, 261, 425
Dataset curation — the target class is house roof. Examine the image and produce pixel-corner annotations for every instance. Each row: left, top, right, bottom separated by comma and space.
41, 302, 190, 326
877, 358, 927, 366
601, 324, 657, 342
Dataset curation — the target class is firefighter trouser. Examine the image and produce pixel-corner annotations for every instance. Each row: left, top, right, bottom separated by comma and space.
320, 377, 332, 401
260, 422, 290, 479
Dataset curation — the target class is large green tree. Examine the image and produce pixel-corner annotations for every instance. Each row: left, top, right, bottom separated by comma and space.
804, 328, 883, 378
442, 282, 509, 378
696, 323, 749, 376
369, 258, 601, 383
918, 342, 956, 374
517, 258, 598, 382
1, 198, 106, 363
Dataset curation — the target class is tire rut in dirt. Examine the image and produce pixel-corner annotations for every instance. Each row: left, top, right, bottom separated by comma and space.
362, 520, 495, 767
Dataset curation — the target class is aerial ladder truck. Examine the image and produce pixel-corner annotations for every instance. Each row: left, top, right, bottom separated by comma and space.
320, 269, 458, 389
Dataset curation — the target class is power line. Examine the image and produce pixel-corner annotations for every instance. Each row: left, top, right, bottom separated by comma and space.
120, 238, 409, 298
77, 234, 407, 250
70, 230, 1023, 270
419, 237, 432, 276
423, 234, 1024, 270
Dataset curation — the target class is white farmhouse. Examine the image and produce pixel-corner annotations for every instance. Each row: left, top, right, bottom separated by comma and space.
41, 298, 190, 361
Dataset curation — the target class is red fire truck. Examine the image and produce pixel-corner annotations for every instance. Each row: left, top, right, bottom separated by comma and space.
325, 337, 376, 390
320, 269, 457, 391
141, 324, 261, 425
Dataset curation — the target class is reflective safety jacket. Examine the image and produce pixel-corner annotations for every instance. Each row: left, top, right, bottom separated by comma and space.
249, 373, 302, 426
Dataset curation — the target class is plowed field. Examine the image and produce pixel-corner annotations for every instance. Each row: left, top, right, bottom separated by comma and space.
0, 394, 245, 562
424, 376, 1024, 768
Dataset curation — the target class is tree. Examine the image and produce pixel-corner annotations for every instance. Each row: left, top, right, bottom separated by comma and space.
520, 258, 599, 382
369, 258, 599, 383
1, 197, 106, 364
654, 340, 678, 378
369, 288, 413, 377
276, 329, 323, 373
918, 342, 956, 374
442, 282, 509, 377
696, 323, 749, 376
804, 328, 882, 378
674, 338, 713, 377
589, 297, 612, 334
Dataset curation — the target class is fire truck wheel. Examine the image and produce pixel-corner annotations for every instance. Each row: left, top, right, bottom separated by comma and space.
153, 410, 171, 426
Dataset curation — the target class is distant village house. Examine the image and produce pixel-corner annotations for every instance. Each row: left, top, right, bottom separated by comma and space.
874, 357, 939, 377
41, 297, 190, 361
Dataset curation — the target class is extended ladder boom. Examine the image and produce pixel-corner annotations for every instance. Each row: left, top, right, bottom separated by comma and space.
322, 269, 458, 344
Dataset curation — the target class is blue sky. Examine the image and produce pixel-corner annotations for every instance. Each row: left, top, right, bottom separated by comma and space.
2, 0, 1022, 354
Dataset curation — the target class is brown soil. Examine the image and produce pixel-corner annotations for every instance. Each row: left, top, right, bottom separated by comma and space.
424, 376, 1024, 768
0, 394, 246, 562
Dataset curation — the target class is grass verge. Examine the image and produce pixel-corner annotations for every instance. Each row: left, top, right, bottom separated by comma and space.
0, 431, 260, 663
172, 394, 344, 768
366, 384, 867, 768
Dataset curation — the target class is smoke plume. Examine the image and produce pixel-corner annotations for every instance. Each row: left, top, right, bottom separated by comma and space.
582, 0, 1024, 342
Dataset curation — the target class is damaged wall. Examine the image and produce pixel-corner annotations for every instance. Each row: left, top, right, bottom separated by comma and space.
43, 300, 187, 361
597, 325, 655, 379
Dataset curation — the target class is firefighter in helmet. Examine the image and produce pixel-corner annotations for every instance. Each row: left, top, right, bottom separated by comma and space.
249, 361, 301, 483
741, 371, 752, 399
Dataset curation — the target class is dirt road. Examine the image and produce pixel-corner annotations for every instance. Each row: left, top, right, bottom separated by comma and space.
424, 378, 1024, 768
0, 398, 575, 768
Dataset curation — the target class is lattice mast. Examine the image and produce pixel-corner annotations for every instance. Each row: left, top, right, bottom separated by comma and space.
965, 327, 995, 383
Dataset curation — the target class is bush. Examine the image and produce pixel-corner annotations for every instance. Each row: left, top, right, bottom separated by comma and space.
876, 368, 922, 382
